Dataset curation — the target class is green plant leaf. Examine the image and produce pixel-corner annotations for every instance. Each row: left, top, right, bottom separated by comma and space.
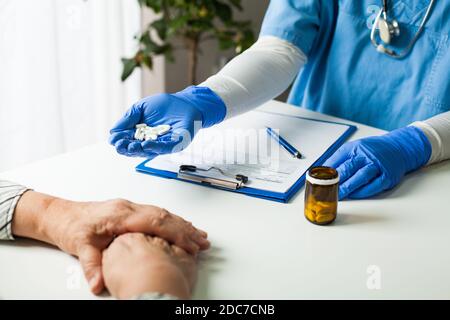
168, 15, 189, 36
162, 45, 175, 62
121, 57, 138, 82
138, 0, 162, 12
142, 55, 153, 69
188, 19, 213, 32
140, 32, 159, 50
214, 1, 233, 23
217, 33, 235, 50
151, 19, 168, 40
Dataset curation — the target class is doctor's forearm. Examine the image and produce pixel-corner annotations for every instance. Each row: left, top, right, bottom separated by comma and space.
412, 111, 450, 165
200, 36, 306, 119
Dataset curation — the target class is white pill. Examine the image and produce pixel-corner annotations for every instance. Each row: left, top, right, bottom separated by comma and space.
136, 123, 147, 129
144, 133, 158, 141
144, 127, 159, 134
134, 130, 142, 140
135, 131, 145, 141
155, 125, 171, 135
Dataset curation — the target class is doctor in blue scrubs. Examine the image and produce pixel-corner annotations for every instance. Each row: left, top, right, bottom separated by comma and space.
110, 0, 450, 200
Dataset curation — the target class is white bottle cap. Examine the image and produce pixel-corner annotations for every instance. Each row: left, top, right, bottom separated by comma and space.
306, 169, 339, 186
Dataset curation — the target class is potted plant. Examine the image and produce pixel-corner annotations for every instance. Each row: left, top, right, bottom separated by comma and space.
122, 0, 255, 85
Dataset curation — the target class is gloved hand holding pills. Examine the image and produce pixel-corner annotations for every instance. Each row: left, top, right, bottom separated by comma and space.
109, 86, 227, 158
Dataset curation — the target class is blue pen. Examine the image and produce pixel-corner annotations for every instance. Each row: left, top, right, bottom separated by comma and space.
266, 127, 302, 159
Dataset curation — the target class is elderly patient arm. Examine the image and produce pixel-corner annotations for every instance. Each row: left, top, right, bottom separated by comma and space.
0, 181, 209, 294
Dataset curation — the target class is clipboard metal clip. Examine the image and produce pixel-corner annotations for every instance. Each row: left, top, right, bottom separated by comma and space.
178, 165, 248, 190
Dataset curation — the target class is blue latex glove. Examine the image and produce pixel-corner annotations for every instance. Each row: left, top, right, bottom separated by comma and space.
109, 86, 226, 158
323, 126, 432, 200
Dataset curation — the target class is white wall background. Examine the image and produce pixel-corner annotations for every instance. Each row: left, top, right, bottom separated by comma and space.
0, 0, 142, 171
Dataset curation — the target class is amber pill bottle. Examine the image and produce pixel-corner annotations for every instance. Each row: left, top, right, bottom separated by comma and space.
304, 166, 339, 225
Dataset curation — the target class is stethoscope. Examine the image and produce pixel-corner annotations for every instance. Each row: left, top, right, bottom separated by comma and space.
370, 0, 436, 58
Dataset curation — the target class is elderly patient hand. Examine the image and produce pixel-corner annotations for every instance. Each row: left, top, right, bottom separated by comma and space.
102, 233, 197, 299
11, 191, 209, 294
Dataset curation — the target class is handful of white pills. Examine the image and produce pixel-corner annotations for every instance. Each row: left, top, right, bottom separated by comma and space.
134, 123, 171, 141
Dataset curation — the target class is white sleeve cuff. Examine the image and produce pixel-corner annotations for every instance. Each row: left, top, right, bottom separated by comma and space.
411, 111, 450, 165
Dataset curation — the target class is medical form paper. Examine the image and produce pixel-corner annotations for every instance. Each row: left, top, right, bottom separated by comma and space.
144, 110, 352, 194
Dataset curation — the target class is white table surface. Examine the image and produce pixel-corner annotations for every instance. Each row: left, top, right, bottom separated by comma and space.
1, 100, 450, 300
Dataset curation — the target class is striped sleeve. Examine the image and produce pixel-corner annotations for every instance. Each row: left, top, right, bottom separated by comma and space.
0, 180, 29, 240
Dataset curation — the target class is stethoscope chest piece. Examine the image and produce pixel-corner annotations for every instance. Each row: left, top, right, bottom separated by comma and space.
378, 16, 400, 44
370, 0, 435, 58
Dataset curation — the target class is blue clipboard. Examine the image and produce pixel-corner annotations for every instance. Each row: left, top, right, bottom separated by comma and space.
136, 115, 356, 203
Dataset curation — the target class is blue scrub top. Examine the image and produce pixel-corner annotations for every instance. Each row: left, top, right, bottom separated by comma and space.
260, 0, 450, 130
